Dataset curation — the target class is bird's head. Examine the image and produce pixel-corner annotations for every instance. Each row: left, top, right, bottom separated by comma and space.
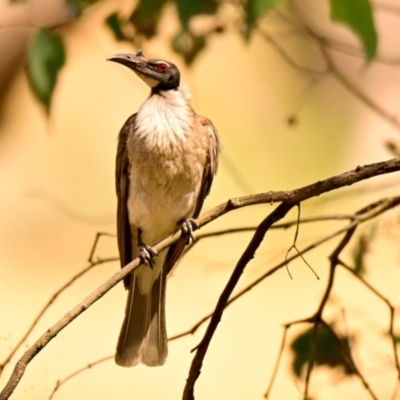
107, 50, 180, 92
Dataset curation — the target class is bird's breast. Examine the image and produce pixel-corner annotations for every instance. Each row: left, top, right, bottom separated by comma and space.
126, 107, 208, 244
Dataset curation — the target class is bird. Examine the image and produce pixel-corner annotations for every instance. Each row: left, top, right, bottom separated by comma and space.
107, 50, 221, 367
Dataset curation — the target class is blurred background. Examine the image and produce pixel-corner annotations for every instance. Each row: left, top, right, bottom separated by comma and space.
1, 0, 400, 399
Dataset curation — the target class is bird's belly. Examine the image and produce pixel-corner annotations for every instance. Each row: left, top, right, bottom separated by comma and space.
127, 149, 204, 245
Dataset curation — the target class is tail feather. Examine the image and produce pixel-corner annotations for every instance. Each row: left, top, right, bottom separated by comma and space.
115, 252, 168, 367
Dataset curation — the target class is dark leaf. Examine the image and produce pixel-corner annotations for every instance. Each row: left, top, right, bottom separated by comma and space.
329, 0, 377, 61
172, 30, 206, 65
175, 0, 219, 29
244, 0, 288, 39
291, 324, 355, 377
352, 235, 368, 275
27, 29, 65, 112
105, 12, 127, 42
129, 0, 168, 38
352, 226, 376, 275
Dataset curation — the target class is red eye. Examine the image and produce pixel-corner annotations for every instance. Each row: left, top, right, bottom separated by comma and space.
157, 63, 169, 72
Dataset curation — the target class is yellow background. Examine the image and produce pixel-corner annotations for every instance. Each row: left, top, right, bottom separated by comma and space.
1, 0, 400, 399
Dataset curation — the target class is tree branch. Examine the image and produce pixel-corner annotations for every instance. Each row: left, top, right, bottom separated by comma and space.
183, 202, 295, 400
1, 158, 400, 400
45, 197, 400, 400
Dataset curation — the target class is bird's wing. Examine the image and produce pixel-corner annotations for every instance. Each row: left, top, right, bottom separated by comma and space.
116, 113, 136, 288
165, 115, 222, 273
192, 115, 221, 217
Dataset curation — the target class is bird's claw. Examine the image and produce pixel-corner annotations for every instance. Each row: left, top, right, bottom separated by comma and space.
181, 218, 198, 245
138, 242, 158, 268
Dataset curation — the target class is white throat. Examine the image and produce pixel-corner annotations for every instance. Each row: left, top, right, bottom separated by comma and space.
134, 85, 194, 149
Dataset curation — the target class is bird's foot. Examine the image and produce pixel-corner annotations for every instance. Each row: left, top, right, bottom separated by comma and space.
181, 218, 198, 245
138, 242, 158, 268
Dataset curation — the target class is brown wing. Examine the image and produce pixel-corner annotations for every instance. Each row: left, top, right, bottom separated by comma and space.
164, 115, 222, 272
192, 116, 221, 218
116, 114, 136, 288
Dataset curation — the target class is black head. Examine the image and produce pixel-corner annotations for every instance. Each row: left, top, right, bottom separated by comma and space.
107, 50, 180, 92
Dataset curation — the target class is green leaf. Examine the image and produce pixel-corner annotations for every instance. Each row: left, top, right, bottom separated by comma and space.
105, 12, 127, 41
27, 29, 65, 112
244, 0, 288, 39
129, 0, 168, 38
175, 0, 219, 29
291, 324, 355, 377
329, 0, 377, 61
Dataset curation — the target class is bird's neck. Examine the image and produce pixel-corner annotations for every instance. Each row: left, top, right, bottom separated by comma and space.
134, 85, 194, 149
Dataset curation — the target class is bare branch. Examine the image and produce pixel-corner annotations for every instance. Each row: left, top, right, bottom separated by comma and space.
1, 159, 400, 400
42, 197, 400, 400
339, 261, 400, 381
183, 202, 296, 400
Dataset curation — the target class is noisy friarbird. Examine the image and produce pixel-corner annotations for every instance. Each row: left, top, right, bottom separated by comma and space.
107, 50, 221, 367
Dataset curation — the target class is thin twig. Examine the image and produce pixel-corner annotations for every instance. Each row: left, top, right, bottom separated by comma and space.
188, 213, 356, 248
87, 232, 115, 263
48, 356, 113, 400
284, 204, 319, 280
264, 325, 289, 398
304, 322, 321, 399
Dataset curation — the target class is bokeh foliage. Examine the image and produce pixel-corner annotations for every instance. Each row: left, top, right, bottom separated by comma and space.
17, 0, 378, 110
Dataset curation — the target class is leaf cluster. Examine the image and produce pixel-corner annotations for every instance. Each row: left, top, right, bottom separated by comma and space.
10, 0, 378, 110
291, 324, 354, 378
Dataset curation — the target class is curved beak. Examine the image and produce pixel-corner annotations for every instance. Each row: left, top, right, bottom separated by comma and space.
107, 50, 147, 70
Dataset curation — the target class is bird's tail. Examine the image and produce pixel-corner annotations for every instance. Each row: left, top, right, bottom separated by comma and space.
115, 252, 168, 367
